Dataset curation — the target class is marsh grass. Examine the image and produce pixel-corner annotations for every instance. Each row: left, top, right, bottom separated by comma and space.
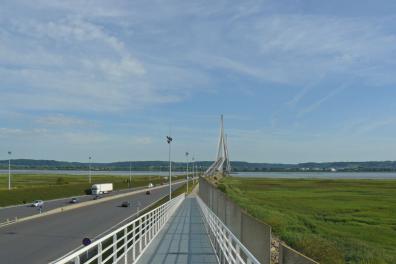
220, 177, 396, 264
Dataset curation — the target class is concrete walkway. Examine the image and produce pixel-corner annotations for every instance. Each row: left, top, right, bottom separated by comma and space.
137, 196, 218, 264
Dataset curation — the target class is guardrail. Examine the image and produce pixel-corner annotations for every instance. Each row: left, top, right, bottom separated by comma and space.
197, 195, 260, 264
52, 193, 185, 264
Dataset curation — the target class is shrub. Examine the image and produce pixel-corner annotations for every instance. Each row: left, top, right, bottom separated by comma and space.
218, 183, 227, 193
56, 177, 67, 185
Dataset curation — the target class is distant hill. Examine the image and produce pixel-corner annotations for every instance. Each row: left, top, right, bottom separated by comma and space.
1, 159, 396, 172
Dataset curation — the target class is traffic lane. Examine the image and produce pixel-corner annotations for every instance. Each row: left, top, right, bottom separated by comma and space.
0, 182, 183, 264
0, 183, 183, 264
0, 182, 175, 223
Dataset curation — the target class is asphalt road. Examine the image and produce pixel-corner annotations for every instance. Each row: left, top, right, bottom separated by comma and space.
0, 182, 177, 223
0, 182, 184, 264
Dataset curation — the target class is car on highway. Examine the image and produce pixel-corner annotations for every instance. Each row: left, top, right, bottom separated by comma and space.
146, 182, 153, 195
93, 195, 102, 200
32, 200, 44, 207
121, 201, 131, 207
70, 197, 79, 203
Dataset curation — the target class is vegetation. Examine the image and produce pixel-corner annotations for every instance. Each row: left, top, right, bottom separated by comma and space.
219, 177, 396, 264
0, 159, 209, 171
0, 174, 184, 207
4, 159, 396, 172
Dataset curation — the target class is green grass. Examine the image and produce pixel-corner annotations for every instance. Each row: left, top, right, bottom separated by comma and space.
219, 177, 396, 264
0, 174, 184, 207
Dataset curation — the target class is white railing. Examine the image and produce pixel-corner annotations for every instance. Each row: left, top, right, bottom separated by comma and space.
53, 193, 185, 264
197, 195, 260, 264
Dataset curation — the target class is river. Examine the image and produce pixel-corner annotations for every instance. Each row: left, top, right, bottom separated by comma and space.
0, 169, 185, 176
1, 170, 396, 179
231, 171, 396, 179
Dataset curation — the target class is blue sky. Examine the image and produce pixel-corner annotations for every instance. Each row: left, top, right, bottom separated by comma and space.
1, 0, 396, 163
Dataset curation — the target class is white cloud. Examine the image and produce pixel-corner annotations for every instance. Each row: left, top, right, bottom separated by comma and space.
297, 82, 349, 117
250, 15, 396, 84
133, 136, 152, 145
0, 15, 191, 113
1, 0, 396, 162
36, 114, 94, 127
0, 128, 24, 137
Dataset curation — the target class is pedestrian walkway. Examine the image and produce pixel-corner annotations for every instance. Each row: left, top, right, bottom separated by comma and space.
137, 196, 218, 264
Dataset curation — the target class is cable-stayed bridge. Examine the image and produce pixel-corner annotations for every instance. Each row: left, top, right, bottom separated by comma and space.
205, 115, 231, 177
0, 116, 317, 264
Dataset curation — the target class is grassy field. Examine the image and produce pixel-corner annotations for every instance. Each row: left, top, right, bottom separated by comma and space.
219, 177, 396, 264
0, 173, 184, 207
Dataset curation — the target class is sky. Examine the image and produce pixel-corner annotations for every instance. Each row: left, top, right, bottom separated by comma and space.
1, 0, 396, 163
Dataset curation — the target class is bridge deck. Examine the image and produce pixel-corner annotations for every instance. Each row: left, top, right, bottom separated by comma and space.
137, 196, 218, 264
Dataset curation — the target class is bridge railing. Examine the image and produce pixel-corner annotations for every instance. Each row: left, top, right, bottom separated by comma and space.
53, 193, 185, 264
197, 195, 260, 264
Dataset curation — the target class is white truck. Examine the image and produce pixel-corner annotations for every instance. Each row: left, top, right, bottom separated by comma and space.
91, 183, 113, 195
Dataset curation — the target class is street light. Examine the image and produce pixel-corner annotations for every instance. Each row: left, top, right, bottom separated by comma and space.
185, 152, 189, 193
8, 151, 12, 190
192, 155, 195, 184
129, 161, 132, 188
166, 136, 173, 200
89, 156, 92, 184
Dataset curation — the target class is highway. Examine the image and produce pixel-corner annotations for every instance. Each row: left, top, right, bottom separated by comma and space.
0, 184, 165, 223
0, 182, 184, 264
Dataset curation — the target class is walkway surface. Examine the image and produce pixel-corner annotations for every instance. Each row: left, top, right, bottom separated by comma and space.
137, 196, 218, 264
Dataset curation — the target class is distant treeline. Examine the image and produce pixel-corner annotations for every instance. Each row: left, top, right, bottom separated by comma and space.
1, 159, 396, 172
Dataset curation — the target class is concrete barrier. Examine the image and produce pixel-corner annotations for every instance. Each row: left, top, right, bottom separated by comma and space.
280, 243, 319, 264
225, 197, 242, 238
217, 191, 226, 222
198, 177, 271, 264
241, 211, 271, 264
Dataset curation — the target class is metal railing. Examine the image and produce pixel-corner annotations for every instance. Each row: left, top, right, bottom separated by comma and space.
197, 195, 260, 264
53, 193, 185, 264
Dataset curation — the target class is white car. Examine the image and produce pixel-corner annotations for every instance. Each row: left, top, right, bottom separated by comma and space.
32, 200, 44, 207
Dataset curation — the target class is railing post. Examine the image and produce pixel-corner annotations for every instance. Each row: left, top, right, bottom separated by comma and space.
144, 215, 148, 248
132, 221, 136, 261
236, 244, 240, 264
148, 211, 151, 241
139, 217, 142, 253
124, 227, 128, 263
98, 243, 103, 264
113, 233, 117, 262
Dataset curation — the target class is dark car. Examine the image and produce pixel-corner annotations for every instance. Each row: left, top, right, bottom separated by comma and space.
93, 195, 101, 200
146, 190, 151, 195
121, 201, 131, 207
70, 197, 78, 204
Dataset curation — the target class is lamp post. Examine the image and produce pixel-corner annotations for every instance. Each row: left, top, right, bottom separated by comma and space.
8, 151, 11, 190
192, 155, 195, 184
185, 152, 189, 193
129, 161, 132, 188
89, 156, 92, 184
166, 136, 173, 200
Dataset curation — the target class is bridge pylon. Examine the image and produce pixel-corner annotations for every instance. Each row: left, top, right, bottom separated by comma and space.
205, 115, 231, 177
